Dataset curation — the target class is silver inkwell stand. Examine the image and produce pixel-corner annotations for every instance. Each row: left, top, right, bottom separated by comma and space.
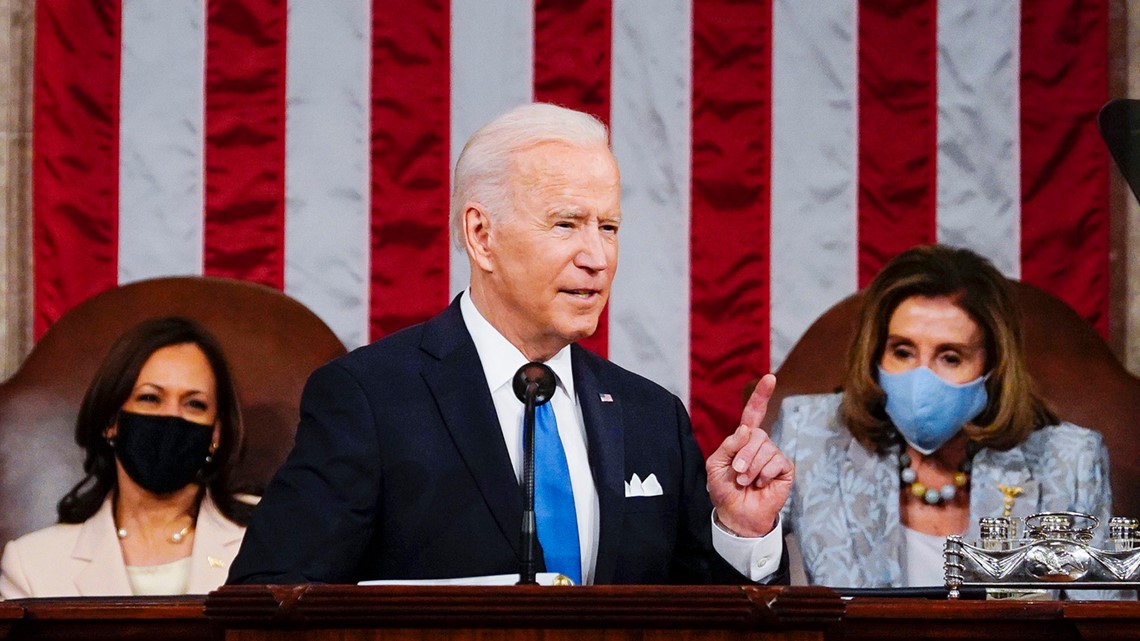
944, 512, 1140, 598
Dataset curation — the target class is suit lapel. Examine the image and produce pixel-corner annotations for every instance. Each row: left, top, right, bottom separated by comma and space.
419, 298, 524, 558
187, 493, 245, 593
573, 346, 624, 585
73, 498, 133, 596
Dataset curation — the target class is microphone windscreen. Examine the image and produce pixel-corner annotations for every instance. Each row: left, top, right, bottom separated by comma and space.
512, 362, 556, 405
1099, 99, 1140, 205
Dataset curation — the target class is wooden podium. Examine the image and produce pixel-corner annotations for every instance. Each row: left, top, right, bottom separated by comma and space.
2, 586, 1140, 640
204, 584, 844, 640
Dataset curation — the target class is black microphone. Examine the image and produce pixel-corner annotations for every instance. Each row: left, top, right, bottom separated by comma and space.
513, 362, 556, 585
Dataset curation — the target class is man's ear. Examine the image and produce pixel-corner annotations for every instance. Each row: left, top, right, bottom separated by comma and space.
463, 203, 495, 273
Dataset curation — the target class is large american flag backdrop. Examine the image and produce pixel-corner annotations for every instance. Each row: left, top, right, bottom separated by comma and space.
33, 0, 1109, 453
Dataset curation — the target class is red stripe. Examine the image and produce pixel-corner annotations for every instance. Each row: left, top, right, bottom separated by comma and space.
690, 0, 772, 455
857, 0, 938, 287
369, 0, 451, 340
1020, 0, 1110, 336
32, 0, 122, 339
534, 0, 613, 358
203, 0, 287, 289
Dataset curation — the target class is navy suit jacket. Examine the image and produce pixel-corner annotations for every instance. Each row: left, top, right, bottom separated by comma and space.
229, 296, 765, 585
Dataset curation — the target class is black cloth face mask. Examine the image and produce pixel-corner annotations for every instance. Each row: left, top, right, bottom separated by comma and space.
113, 410, 214, 495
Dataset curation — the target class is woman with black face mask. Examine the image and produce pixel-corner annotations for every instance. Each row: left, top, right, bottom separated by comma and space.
0, 317, 253, 597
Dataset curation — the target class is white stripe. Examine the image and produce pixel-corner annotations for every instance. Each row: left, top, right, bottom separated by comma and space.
118, 0, 205, 283
609, 0, 692, 404
284, 0, 371, 349
448, 0, 535, 297
936, 1, 1021, 278
769, 0, 859, 371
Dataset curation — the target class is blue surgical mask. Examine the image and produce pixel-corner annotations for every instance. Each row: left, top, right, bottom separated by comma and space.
877, 366, 988, 454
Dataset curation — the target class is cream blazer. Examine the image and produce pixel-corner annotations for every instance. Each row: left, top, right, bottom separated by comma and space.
0, 492, 245, 598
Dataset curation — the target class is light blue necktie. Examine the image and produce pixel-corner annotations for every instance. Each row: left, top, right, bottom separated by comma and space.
534, 401, 581, 584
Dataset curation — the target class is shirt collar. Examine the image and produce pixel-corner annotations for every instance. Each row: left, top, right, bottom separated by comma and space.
459, 289, 575, 403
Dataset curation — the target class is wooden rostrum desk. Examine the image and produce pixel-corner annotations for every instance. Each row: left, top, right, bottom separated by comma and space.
204, 584, 844, 641
0, 602, 18, 639
0, 594, 207, 641
2, 585, 1140, 640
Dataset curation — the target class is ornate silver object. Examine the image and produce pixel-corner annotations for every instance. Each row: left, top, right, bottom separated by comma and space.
944, 511, 1140, 598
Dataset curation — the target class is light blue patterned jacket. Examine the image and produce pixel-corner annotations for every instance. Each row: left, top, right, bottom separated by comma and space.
770, 393, 1115, 589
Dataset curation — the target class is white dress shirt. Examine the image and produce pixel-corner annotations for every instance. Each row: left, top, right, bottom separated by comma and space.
460, 291, 782, 583
460, 290, 600, 583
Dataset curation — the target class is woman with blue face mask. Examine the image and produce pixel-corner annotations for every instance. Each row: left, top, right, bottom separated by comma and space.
769, 244, 1115, 591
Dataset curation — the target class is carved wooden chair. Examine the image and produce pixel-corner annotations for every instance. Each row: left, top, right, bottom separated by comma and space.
0, 277, 347, 549
761, 281, 1140, 518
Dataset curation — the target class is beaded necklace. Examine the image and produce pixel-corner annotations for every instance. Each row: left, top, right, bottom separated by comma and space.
897, 443, 977, 506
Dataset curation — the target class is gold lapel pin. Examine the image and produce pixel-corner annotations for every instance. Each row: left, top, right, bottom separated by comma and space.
997, 484, 1024, 518
208, 556, 225, 569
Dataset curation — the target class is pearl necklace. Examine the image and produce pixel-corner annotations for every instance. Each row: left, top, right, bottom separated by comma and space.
116, 523, 194, 544
898, 451, 972, 506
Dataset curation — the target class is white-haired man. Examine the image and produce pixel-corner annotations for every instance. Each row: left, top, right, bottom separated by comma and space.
230, 103, 791, 585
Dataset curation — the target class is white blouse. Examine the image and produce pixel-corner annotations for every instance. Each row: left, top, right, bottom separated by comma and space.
125, 556, 192, 596
903, 526, 948, 587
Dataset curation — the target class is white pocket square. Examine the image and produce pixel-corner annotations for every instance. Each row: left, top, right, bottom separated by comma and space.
624, 473, 663, 497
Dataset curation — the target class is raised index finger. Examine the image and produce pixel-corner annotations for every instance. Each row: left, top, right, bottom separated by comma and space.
740, 373, 777, 430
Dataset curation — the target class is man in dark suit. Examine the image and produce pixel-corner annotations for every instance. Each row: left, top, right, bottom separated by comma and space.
228, 103, 792, 585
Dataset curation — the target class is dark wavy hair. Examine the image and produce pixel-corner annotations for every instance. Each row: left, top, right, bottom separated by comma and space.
57, 317, 252, 526
840, 244, 1058, 451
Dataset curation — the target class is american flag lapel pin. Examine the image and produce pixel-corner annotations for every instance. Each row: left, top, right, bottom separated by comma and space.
599, 393, 613, 403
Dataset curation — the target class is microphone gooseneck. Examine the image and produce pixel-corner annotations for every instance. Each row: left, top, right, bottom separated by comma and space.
514, 361, 555, 585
